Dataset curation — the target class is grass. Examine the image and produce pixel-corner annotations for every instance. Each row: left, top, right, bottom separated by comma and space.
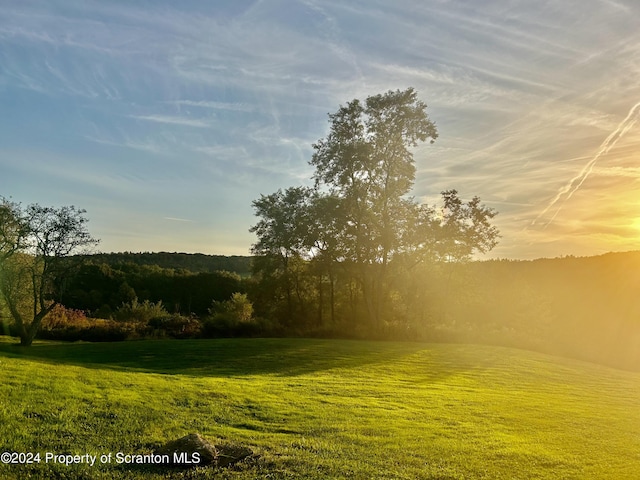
0, 337, 639, 479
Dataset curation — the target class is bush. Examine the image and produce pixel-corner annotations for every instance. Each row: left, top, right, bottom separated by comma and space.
114, 298, 168, 323
208, 293, 253, 322
201, 314, 277, 338
39, 320, 139, 342
201, 313, 261, 338
38, 305, 146, 342
36, 304, 203, 342
202, 292, 264, 337
201, 312, 238, 338
148, 314, 202, 339
41, 304, 89, 329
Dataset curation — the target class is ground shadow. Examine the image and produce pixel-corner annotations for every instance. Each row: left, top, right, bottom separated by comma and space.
0, 338, 495, 382
0, 337, 470, 379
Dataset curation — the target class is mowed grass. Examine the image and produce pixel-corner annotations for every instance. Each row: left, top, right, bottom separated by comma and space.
0, 337, 639, 479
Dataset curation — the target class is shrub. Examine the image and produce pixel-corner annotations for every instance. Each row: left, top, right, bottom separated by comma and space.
148, 314, 202, 339
39, 319, 137, 342
41, 304, 90, 329
201, 312, 237, 338
114, 298, 168, 323
203, 292, 262, 338
202, 315, 276, 339
38, 305, 146, 342
208, 292, 253, 323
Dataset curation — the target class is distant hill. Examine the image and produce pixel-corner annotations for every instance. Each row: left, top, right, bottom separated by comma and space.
82, 252, 253, 276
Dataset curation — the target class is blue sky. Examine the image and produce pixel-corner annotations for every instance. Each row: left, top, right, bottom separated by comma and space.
1, 0, 640, 259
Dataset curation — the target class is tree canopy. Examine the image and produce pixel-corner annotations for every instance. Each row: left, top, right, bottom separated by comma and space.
250, 88, 500, 329
0, 198, 99, 345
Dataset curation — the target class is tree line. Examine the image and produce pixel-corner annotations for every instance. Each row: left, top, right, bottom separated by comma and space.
78, 252, 252, 276
60, 262, 245, 318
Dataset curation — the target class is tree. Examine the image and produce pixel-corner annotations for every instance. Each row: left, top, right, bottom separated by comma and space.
210, 292, 254, 324
0, 198, 99, 346
311, 88, 438, 266
309, 88, 438, 327
304, 193, 344, 325
0, 198, 30, 261
250, 88, 500, 332
249, 187, 315, 324
404, 190, 500, 265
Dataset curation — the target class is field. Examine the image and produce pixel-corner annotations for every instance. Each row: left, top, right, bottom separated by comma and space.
0, 337, 639, 479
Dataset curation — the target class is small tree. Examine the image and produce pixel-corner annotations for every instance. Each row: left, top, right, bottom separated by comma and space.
209, 292, 254, 324
250, 187, 315, 324
0, 198, 99, 346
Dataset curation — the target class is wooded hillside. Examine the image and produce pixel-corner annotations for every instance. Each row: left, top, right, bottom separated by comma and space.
79, 252, 253, 276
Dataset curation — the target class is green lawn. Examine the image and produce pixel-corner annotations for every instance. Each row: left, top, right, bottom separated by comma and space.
0, 337, 638, 479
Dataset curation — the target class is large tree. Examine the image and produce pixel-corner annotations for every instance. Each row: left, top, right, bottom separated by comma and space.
309, 88, 439, 326
0, 198, 99, 346
251, 88, 499, 331
310, 88, 438, 266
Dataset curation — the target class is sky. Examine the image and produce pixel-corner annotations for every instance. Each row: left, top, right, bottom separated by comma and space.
1, 0, 640, 260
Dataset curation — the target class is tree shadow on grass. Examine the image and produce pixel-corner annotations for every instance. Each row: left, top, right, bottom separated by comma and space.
0, 337, 485, 380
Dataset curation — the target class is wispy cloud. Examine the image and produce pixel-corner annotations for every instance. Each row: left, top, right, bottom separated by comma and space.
2, 0, 640, 257
532, 100, 640, 228
84, 134, 169, 155
130, 115, 213, 128
170, 100, 255, 112
593, 166, 640, 178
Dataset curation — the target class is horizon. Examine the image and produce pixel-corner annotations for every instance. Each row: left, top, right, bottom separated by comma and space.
83, 248, 640, 263
2, 1, 640, 260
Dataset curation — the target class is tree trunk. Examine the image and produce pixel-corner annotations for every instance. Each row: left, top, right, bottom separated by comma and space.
19, 330, 36, 346
317, 274, 323, 327
329, 268, 335, 324
361, 273, 379, 330
18, 305, 54, 347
